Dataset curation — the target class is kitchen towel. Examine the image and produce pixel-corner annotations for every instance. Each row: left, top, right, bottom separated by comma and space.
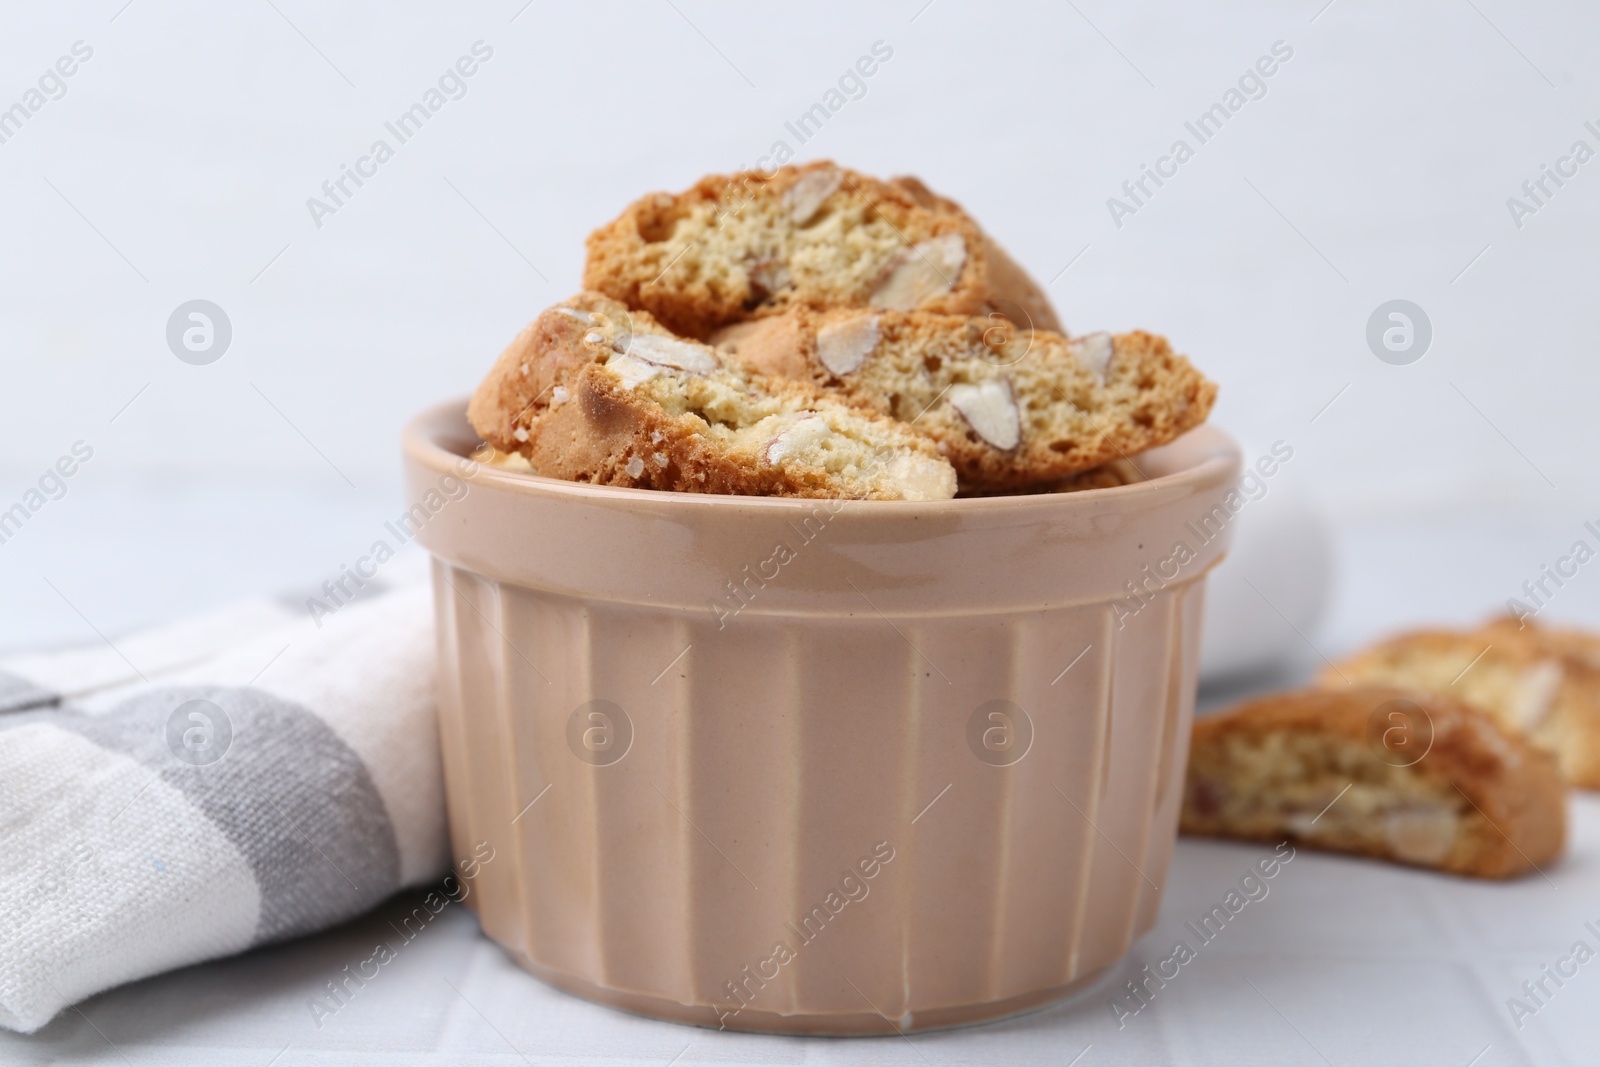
0, 584, 446, 1033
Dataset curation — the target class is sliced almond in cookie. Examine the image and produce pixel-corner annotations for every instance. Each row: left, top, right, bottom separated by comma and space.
550, 306, 596, 325
467, 292, 957, 501
1382, 805, 1459, 865
870, 234, 967, 311
1069, 331, 1114, 385
784, 165, 843, 225
948, 378, 1020, 451
815, 314, 880, 377
1511, 660, 1565, 730
765, 413, 833, 465
621, 332, 721, 374
1181, 686, 1566, 879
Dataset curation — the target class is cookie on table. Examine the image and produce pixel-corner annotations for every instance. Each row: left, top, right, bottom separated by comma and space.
582, 161, 1061, 339
710, 308, 1216, 490
1181, 687, 1566, 879
466, 292, 958, 501
1321, 623, 1600, 788
1482, 613, 1600, 671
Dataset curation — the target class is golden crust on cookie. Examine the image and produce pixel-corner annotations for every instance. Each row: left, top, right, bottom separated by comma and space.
1482, 614, 1600, 671
1181, 687, 1567, 879
582, 162, 1061, 339
711, 309, 1216, 490
1320, 622, 1600, 788
466, 293, 957, 501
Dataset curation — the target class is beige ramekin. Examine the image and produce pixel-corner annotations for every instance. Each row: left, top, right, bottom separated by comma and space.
402, 400, 1242, 1034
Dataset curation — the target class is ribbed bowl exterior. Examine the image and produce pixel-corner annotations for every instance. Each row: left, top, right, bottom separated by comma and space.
405, 402, 1241, 1033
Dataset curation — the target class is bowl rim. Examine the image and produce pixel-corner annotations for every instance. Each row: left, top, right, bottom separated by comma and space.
403, 398, 1242, 514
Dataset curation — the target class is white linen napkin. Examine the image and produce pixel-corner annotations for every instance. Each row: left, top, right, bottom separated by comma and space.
0, 585, 446, 1033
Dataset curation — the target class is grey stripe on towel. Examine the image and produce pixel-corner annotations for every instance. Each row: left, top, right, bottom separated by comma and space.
0, 672, 59, 715
55, 686, 401, 945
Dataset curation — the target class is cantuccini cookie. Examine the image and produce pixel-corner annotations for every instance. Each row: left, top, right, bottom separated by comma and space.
709, 309, 1216, 490
1482, 613, 1600, 671
582, 162, 1061, 339
466, 292, 957, 501
1181, 687, 1566, 879
1321, 622, 1600, 788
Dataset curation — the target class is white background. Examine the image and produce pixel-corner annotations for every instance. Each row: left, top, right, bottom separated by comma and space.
1, 0, 1598, 646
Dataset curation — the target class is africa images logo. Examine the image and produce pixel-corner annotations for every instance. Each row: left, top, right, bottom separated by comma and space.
165, 699, 233, 767
305, 42, 494, 228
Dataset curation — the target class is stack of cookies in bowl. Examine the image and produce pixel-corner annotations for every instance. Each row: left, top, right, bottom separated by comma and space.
424, 162, 1240, 1032
467, 162, 1217, 499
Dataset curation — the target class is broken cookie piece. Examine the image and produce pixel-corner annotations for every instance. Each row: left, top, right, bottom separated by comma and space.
1181, 687, 1566, 879
1321, 622, 1600, 788
1483, 615, 1600, 673
582, 161, 1060, 339
466, 292, 957, 501
711, 308, 1216, 490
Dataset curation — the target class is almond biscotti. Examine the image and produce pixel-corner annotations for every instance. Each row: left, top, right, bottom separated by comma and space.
1483, 613, 1600, 671
583, 162, 1061, 339
1320, 622, 1600, 788
466, 292, 957, 501
1181, 687, 1566, 879
710, 309, 1216, 490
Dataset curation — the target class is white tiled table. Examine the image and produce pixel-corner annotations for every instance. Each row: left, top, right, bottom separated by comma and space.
7, 805, 1594, 1067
